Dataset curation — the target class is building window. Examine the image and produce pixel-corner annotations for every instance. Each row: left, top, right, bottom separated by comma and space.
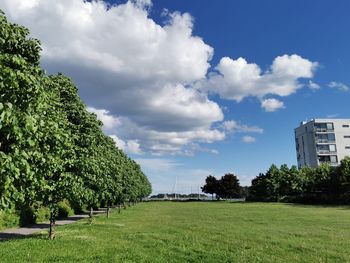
319, 156, 330, 162
346, 146, 350, 150
302, 136, 305, 147
295, 138, 299, 151
318, 155, 338, 164
343, 125, 350, 128
345, 135, 350, 139
328, 133, 336, 141
315, 133, 336, 143
330, 156, 338, 163
315, 123, 334, 132
317, 144, 336, 153
326, 123, 334, 130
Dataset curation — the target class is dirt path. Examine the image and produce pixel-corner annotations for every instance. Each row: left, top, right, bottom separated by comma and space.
0, 209, 106, 241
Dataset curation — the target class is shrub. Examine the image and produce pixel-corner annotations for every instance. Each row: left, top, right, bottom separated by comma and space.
34, 206, 50, 223
18, 205, 36, 226
0, 210, 20, 230
68, 199, 85, 214
57, 199, 74, 218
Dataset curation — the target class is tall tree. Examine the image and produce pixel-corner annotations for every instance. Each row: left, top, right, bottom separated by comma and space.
201, 175, 218, 200
217, 173, 241, 199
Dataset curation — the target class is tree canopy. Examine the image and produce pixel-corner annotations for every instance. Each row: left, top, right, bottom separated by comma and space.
202, 173, 242, 199
0, 10, 152, 238
247, 158, 350, 204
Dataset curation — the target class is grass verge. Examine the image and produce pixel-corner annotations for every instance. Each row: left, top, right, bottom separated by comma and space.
0, 202, 349, 262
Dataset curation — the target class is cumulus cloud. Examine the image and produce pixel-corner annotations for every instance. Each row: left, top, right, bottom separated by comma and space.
0, 0, 320, 155
328, 81, 349, 92
110, 135, 143, 155
0, 0, 225, 155
132, 0, 152, 9
2, 0, 213, 83
199, 54, 318, 101
242, 136, 256, 143
87, 107, 120, 130
86, 108, 225, 155
261, 98, 285, 112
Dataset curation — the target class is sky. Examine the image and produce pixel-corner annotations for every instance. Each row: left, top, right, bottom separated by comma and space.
1, 0, 349, 194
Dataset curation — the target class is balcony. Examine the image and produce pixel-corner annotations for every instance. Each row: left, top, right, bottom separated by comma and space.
315, 139, 335, 144
314, 128, 334, 133
314, 123, 334, 133
318, 154, 338, 166
317, 150, 337, 155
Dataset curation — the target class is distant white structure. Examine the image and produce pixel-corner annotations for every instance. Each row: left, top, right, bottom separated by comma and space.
295, 119, 350, 168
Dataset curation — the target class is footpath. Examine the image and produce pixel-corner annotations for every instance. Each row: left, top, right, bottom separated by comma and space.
0, 209, 106, 241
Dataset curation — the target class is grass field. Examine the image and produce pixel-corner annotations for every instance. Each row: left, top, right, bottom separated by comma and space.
0, 202, 349, 262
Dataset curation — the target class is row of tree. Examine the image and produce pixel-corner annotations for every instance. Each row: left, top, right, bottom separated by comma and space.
0, 11, 151, 238
201, 174, 243, 199
202, 158, 350, 204
248, 158, 350, 204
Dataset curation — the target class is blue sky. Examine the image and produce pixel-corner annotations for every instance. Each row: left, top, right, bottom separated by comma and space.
1, 0, 349, 194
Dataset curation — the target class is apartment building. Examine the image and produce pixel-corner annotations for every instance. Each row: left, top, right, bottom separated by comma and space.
295, 119, 350, 168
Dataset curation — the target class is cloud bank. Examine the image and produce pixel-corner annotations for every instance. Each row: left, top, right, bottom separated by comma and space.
0, 0, 319, 155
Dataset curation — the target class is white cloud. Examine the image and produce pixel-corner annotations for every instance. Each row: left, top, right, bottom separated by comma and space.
0, 0, 320, 156
2, 0, 213, 83
328, 81, 349, 92
308, 80, 320, 90
261, 98, 285, 112
0, 0, 225, 155
222, 120, 263, 134
110, 135, 143, 155
88, 109, 225, 156
199, 54, 318, 101
132, 0, 152, 9
87, 107, 120, 130
242, 136, 256, 143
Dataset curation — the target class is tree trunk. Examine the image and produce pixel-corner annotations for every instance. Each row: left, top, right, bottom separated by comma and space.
89, 207, 93, 218
107, 205, 110, 218
123, 202, 126, 209
118, 203, 121, 213
49, 212, 55, 240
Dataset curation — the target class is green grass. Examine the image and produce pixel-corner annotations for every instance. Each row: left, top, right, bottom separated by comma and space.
0, 202, 349, 262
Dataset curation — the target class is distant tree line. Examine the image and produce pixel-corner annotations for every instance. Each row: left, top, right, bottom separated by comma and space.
247, 157, 350, 204
150, 193, 208, 199
0, 11, 151, 238
202, 173, 245, 199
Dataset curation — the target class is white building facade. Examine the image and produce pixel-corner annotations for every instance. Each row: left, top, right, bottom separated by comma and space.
295, 119, 350, 168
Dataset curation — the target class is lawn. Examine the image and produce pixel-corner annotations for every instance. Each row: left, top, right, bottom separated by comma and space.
0, 202, 349, 262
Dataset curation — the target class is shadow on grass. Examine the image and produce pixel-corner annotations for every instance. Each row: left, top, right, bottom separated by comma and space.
0, 232, 27, 241
0, 224, 49, 242
0, 214, 91, 242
